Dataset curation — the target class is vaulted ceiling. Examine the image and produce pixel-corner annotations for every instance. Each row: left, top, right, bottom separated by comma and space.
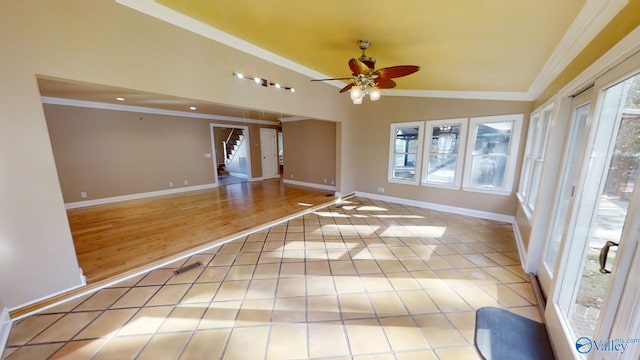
151, 0, 603, 100
112, 0, 637, 101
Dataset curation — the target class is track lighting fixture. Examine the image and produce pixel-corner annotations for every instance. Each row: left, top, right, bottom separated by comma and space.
233, 73, 295, 93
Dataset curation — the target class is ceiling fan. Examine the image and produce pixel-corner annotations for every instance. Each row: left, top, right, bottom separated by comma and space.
312, 40, 420, 104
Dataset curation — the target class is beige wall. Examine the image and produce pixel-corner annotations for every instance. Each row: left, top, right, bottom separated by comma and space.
355, 96, 533, 216
282, 120, 337, 187
45, 104, 288, 203
45, 104, 216, 202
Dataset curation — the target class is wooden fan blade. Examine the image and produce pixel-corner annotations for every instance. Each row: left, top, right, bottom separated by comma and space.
374, 65, 420, 79
310, 77, 354, 82
339, 83, 355, 93
349, 58, 371, 76
375, 78, 396, 89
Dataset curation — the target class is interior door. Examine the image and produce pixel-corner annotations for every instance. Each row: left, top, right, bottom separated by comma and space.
545, 70, 640, 359
260, 128, 279, 179
537, 89, 591, 296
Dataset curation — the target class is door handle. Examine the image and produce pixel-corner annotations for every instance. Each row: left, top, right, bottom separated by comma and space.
598, 241, 619, 274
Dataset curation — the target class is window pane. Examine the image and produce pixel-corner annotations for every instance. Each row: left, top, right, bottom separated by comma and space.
426, 155, 457, 184
528, 160, 544, 209
473, 121, 513, 156
464, 114, 522, 193
431, 125, 461, 154
407, 139, 419, 153
392, 126, 420, 181
470, 154, 507, 187
393, 154, 416, 179
519, 156, 532, 195
535, 116, 550, 159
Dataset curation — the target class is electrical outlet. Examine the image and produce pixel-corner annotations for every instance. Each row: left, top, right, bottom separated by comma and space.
184, 180, 189, 185
290, 174, 294, 179
324, 178, 327, 183
377, 187, 384, 193
169, 182, 174, 187
80, 191, 87, 198
331, 180, 335, 185
204, 153, 212, 158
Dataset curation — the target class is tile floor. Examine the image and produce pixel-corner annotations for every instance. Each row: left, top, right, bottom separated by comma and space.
3, 197, 540, 359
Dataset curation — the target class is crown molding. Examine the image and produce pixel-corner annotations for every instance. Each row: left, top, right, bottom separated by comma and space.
382, 89, 532, 102
557, 24, 640, 99
526, 0, 629, 99
279, 116, 312, 122
41, 97, 281, 125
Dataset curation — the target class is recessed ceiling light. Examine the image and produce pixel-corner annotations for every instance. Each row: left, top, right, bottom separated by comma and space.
189, 106, 197, 111
116, 97, 125, 101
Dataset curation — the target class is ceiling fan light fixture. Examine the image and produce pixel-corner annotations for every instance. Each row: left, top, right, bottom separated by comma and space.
350, 86, 364, 101
310, 40, 420, 105
369, 87, 381, 101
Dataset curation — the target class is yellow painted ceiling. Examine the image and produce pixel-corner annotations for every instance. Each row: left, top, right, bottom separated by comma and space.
158, 0, 584, 92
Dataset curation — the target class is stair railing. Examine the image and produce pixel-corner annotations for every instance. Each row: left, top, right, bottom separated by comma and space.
224, 128, 245, 165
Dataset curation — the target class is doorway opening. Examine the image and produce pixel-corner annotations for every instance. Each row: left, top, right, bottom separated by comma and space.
210, 124, 251, 186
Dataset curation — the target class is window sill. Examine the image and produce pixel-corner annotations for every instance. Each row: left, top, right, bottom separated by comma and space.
422, 182, 461, 190
388, 178, 419, 186
462, 186, 512, 196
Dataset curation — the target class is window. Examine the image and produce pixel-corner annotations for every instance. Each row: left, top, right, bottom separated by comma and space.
388, 121, 424, 185
463, 114, 523, 194
518, 107, 552, 211
422, 118, 467, 189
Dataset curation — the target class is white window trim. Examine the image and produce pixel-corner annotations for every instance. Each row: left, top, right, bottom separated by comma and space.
462, 114, 523, 195
421, 118, 468, 189
526, 110, 552, 210
517, 106, 553, 214
517, 114, 539, 202
388, 121, 425, 185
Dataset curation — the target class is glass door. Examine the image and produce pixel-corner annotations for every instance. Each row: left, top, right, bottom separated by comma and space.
545, 71, 640, 359
537, 90, 591, 295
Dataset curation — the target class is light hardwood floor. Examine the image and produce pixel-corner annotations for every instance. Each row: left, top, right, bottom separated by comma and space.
68, 179, 337, 284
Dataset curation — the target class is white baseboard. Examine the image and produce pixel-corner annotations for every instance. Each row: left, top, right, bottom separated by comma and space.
355, 191, 515, 223
65, 183, 217, 209
249, 177, 264, 182
0, 307, 11, 353
283, 179, 337, 192
10, 267, 86, 320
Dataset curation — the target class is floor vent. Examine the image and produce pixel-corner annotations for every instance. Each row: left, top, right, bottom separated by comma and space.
173, 261, 203, 275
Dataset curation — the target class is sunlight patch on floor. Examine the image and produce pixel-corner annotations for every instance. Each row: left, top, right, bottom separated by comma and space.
380, 225, 447, 238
